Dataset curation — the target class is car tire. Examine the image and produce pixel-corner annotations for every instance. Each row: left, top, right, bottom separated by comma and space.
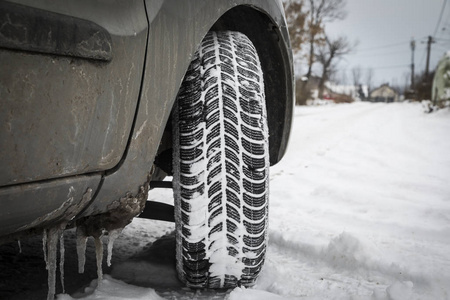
172, 31, 269, 289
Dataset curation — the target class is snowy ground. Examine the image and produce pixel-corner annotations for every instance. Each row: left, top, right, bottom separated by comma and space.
63, 102, 450, 300
3, 101, 449, 300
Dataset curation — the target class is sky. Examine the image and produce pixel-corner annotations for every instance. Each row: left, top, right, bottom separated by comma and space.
324, 0, 450, 88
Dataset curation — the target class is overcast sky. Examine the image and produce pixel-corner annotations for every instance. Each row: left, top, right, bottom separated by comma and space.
325, 0, 450, 88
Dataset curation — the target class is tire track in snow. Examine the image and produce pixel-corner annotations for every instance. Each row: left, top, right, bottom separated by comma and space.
262, 230, 428, 299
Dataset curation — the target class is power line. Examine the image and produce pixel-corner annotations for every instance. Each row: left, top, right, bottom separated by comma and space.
371, 64, 410, 70
435, 40, 450, 47
435, 38, 450, 43
434, 0, 448, 37
435, 44, 450, 52
356, 50, 407, 58
443, 3, 450, 31
356, 41, 410, 52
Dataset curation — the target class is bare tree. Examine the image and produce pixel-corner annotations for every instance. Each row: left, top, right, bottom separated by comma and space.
283, 0, 310, 105
329, 68, 342, 84
305, 0, 347, 80
283, 0, 348, 105
316, 35, 351, 98
283, 0, 307, 56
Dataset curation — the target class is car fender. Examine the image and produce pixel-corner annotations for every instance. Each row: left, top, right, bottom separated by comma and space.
81, 0, 294, 216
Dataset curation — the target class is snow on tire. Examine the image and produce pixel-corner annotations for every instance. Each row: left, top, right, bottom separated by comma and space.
172, 31, 269, 289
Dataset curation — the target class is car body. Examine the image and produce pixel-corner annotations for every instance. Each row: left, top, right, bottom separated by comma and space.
0, 0, 293, 243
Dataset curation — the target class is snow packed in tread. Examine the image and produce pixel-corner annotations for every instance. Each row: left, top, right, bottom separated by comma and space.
173, 31, 269, 289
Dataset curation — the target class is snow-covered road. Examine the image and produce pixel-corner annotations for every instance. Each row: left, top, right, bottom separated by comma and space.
63, 102, 450, 299
261, 102, 450, 299
2, 102, 449, 300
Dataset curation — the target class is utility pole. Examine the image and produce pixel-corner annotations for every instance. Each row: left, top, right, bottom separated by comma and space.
424, 35, 435, 80
410, 38, 415, 90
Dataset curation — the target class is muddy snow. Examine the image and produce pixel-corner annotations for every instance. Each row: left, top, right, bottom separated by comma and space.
1, 101, 449, 300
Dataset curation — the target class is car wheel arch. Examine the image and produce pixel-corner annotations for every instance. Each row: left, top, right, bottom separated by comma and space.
156, 4, 294, 173
80, 1, 294, 219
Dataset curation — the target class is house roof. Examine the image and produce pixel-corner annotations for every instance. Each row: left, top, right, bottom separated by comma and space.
370, 84, 398, 98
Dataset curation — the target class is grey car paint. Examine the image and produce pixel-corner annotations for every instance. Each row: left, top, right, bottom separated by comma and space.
0, 0, 293, 240
0, 0, 148, 186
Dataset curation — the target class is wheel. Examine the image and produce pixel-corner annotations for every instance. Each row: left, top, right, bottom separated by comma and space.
172, 31, 269, 289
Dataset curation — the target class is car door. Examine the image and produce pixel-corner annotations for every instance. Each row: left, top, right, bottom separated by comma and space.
0, 0, 148, 186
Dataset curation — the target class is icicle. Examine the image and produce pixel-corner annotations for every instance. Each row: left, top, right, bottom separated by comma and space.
46, 226, 62, 300
59, 231, 65, 294
17, 240, 22, 253
94, 235, 104, 287
42, 229, 48, 269
107, 228, 122, 267
76, 226, 88, 273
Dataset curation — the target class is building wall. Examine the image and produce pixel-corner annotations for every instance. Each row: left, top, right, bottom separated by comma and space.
370, 85, 399, 103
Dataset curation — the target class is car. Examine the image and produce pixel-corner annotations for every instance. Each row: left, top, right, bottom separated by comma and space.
0, 0, 294, 298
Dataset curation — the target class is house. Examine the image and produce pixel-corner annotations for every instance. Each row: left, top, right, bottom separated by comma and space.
327, 82, 369, 101
369, 84, 399, 103
297, 76, 367, 104
309, 79, 354, 103
432, 51, 450, 107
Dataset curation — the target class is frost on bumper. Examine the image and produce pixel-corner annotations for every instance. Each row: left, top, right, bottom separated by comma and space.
73, 179, 150, 289
40, 188, 93, 300
38, 177, 150, 300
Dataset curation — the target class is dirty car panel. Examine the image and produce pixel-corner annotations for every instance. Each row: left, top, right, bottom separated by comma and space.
0, 0, 148, 186
0, 175, 100, 237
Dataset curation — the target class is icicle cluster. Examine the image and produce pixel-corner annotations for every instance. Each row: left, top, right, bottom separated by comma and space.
74, 227, 124, 289
40, 179, 149, 299
40, 188, 93, 300
42, 225, 65, 300
43, 224, 125, 299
